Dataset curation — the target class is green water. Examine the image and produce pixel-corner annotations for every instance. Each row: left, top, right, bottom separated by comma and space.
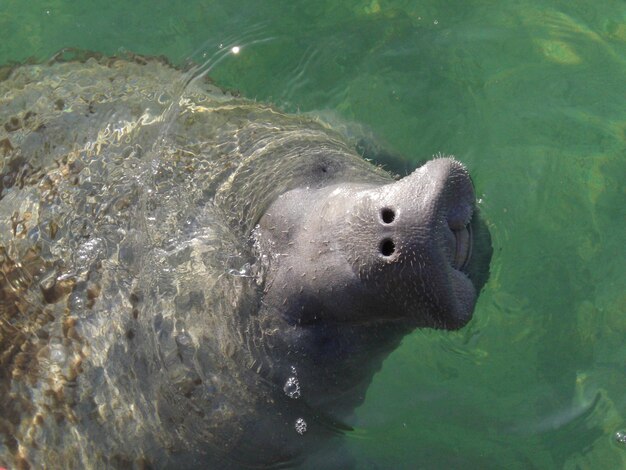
1, 0, 624, 468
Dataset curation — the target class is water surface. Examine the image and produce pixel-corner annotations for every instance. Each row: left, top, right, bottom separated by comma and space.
1, 0, 624, 468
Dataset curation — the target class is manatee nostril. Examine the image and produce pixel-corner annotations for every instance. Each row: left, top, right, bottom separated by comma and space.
380, 208, 395, 224
379, 238, 395, 257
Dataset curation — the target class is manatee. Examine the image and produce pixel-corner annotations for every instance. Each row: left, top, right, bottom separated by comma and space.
0, 52, 490, 469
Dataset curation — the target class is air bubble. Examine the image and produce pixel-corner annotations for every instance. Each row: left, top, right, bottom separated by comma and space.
175, 331, 192, 347
227, 263, 252, 277
295, 417, 307, 435
50, 344, 66, 363
616, 430, 626, 446
283, 376, 301, 399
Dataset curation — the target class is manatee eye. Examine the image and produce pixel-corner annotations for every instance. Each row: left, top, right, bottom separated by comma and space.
380, 208, 395, 224
379, 238, 395, 257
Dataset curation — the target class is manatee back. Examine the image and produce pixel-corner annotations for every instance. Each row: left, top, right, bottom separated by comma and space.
0, 56, 251, 466
0, 56, 392, 467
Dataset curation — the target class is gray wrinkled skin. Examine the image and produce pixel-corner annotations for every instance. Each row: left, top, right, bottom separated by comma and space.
0, 54, 483, 469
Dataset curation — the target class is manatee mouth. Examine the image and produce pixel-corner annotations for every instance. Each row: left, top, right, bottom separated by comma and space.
452, 223, 472, 271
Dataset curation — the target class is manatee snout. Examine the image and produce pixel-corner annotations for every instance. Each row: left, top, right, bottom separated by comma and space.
368, 157, 475, 271
340, 157, 478, 329
258, 156, 486, 331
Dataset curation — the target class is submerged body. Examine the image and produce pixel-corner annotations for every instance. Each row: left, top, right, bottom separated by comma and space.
0, 54, 488, 468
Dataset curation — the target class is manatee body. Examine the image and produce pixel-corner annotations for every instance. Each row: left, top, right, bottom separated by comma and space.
0, 54, 486, 468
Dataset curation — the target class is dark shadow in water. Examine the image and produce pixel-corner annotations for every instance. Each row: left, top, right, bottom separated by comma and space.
355, 137, 417, 177
467, 209, 492, 295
